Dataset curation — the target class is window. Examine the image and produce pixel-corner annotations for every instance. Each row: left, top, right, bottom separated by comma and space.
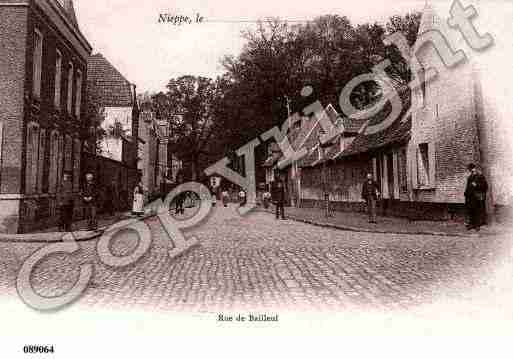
64, 135, 73, 173
48, 131, 60, 193
25, 123, 40, 194
54, 50, 62, 108
399, 148, 408, 192
33, 29, 43, 98
67, 63, 74, 114
75, 70, 82, 118
56, 135, 64, 192
37, 129, 46, 193
417, 143, 433, 187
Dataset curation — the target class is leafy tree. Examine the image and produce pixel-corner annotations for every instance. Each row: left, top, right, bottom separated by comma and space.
152, 75, 225, 181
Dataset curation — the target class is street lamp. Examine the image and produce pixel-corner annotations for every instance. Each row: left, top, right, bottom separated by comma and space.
318, 129, 332, 218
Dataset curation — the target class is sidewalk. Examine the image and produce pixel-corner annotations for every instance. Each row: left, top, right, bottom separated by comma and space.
260, 206, 510, 237
0, 211, 138, 243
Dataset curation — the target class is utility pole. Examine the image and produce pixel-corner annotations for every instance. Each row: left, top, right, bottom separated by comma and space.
318, 128, 332, 217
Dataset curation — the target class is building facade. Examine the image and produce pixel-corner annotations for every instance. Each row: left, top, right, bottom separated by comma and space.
86, 53, 139, 212
0, 0, 92, 233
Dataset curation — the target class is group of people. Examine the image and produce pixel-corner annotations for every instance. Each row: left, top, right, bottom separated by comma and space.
361, 163, 489, 231
58, 163, 489, 233
58, 172, 99, 232
57, 172, 148, 232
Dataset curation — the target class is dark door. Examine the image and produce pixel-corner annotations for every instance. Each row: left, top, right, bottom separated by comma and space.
387, 153, 395, 200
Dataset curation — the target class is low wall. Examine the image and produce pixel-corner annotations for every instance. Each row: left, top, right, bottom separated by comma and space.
299, 198, 471, 222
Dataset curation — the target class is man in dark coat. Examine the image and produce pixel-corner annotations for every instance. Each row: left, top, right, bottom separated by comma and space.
272, 175, 286, 220
361, 173, 380, 224
174, 171, 185, 215
82, 173, 99, 230
464, 163, 488, 231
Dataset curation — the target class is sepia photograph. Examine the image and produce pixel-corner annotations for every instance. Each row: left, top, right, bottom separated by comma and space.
0, 0, 512, 357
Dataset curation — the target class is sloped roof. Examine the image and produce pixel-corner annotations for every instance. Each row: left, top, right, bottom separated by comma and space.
343, 117, 367, 133
340, 88, 412, 157
87, 53, 134, 108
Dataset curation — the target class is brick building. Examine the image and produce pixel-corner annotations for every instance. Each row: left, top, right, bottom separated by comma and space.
0, 0, 92, 233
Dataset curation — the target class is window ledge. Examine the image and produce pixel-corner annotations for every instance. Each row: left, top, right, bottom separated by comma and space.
415, 185, 436, 191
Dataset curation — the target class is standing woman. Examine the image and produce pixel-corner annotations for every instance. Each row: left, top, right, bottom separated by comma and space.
132, 181, 145, 216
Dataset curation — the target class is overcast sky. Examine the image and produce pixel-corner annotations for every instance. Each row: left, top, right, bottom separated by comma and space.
74, 0, 428, 93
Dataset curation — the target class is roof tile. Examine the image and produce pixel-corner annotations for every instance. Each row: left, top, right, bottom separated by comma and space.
87, 53, 134, 108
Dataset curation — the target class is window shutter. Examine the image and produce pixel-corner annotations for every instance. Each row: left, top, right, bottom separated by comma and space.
428, 142, 436, 186
411, 147, 419, 189
37, 129, 46, 193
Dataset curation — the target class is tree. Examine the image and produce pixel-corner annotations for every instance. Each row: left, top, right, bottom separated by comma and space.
84, 92, 106, 154
384, 12, 422, 84
152, 75, 224, 181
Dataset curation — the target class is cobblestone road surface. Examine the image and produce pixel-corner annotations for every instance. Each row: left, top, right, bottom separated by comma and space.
0, 204, 510, 313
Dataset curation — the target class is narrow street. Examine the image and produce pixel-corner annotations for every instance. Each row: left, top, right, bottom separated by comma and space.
0, 204, 509, 313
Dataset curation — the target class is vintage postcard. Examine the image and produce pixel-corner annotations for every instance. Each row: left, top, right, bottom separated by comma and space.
0, 0, 512, 357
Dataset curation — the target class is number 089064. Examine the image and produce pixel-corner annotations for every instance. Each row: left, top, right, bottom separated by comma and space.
23, 345, 55, 354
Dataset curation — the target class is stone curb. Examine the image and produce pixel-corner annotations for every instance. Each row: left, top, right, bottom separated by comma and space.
0, 213, 156, 243
256, 208, 501, 238
0, 229, 105, 243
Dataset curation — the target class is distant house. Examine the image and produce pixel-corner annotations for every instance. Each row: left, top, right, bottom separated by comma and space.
86, 53, 139, 209
87, 53, 139, 163
137, 102, 183, 197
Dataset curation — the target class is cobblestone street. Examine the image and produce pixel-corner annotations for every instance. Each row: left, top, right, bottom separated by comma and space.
0, 204, 510, 313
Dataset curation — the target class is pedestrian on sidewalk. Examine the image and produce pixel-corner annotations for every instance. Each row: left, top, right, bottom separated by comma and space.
221, 189, 229, 207
82, 173, 98, 230
361, 173, 380, 224
464, 163, 488, 231
272, 175, 286, 220
174, 172, 185, 214
57, 171, 74, 232
132, 181, 145, 216
239, 189, 247, 207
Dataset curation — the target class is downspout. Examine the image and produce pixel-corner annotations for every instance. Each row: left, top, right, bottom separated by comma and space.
472, 66, 495, 223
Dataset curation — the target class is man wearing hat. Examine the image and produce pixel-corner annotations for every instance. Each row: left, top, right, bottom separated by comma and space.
464, 163, 488, 231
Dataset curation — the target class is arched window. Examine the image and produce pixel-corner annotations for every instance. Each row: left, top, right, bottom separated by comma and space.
57, 134, 64, 192
64, 135, 73, 174
36, 128, 46, 193
48, 131, 60, 193
25, 123, 40, 194
73, 138, 81, 191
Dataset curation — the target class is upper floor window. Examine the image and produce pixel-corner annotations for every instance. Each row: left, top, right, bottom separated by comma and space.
32, 29, 43, 99
54, 50, 62, 108
67, 62, 74, 114
75, 70, 82, 118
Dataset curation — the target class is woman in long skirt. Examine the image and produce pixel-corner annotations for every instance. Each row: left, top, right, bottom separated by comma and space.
132, 182, 145, 216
